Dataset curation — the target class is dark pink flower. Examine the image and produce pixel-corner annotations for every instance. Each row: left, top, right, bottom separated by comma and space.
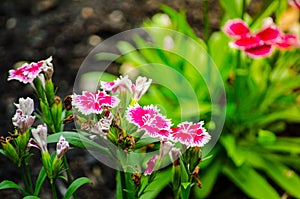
72, 91, 120, 115
144, 155, 158, 175
8, 61, 44, 84
223, 18, 299, 58
126, 105, 172, 139
170, 121, 210, 148
289, 0, 300, 9
275, 33, 300, 49
223, 19, 250, 38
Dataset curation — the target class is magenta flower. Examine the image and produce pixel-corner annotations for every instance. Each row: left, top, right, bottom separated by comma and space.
223, 18, 299, 58
144, 155, 158, 175
72, 91, 120, 115
126, 105, 172, 139
56, 136, 69, 159
289, 0, 300, 9
170, 121, 210, 148
101, 75, 133, 94
8, 61, 44, 84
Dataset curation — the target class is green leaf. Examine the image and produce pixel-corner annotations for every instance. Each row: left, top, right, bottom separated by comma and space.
193, 156, 222, 198
33, 167, 47, 196
222, 163, 280, 199
181, 182, 192, 199
257, 129, 276, 144
134, 137, 159, 149
220, 135, 245, 166
219, 0, 242, 18
47, 131, 110, 154
23, 196, 40, 199
63, 177, 92, 199
139, 168, 171, 199
0, 180, 27, 195
0, 149, 5, 156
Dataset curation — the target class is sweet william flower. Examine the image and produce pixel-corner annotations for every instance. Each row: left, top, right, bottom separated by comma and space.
170, 121, 210, 148
14, 97, 34, 116
8, 61, 43, 84
144, 155, 158, 175
56, 136, 69, 159
223, 18, 299, 58
72, 91, 120, 115
132, 76, 152, 101
126, 104, 172, 139
12, 97, 35, 133
29, 124, 48, 153
101, 75, 133, 94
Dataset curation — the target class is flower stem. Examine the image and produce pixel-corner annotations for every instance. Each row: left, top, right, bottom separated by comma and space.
25, 164, 34, 194
62, 155, 77, 199
19, 167, 30, 195
51, 181, 58, 199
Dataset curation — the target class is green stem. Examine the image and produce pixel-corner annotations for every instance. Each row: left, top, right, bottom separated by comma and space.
51, 181, 58, 199
120, 171, 128, 199
25, 164, 34, 194
203, 0, 210, 47
62, 155, 77, 199
241, 0, 246, 19
19, 167, 30, 195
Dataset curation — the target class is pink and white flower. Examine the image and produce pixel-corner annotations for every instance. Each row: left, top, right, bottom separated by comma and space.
29, 124, 48, 153
223, 18, 299, 58
289, 0, 300, 9
12, 97, 35, 133
101, 75, 133, 94
72, 91, 120, 115
144, 155, 158, 175
132, 76, 152, 101
170, 121, 210, 148
56, 136, 69, 159
8, 61, 44, 84
126, 105, 172, 139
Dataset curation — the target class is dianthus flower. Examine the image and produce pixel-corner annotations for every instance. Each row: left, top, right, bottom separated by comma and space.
8, 61, 43, 84
170, 121, 211, 148
72, 91, 120, 115
289, 0, 300, 9
126, 105, 172, 139
223, 18, 299, 58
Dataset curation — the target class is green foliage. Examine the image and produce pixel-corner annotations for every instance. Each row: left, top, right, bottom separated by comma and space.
116, 4, 300, 198
63, 177, 92, 199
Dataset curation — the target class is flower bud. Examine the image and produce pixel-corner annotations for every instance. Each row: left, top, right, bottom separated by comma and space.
56, 136, 69, 159
31, 124, 48, 153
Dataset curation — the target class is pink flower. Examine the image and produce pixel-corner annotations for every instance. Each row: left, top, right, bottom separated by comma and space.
289, 0, 300, 9
132, 76, 152, 101
56, 136, 69, 159
144, 155, 158, 175
29, 124, 48, 153
72, 91, 120, 115
223, 19, 250, 37
8, 61, 44, 84
101, 75, 133, 94
223, 18, 299, 58
170, 121, 210, 148
126, 105, 172, 139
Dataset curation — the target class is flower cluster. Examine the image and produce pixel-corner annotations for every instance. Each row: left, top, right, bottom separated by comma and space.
223, 18, 300, 58
72, 75, 210, 175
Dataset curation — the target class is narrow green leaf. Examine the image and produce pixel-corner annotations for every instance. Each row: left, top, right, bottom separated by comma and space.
23, 196, 40, 199
193, 156, 222, 198
181, 182, 192, 199
0, 180, 27, 195
33, 167, 47, 196
139, 168, 171, 199
222, 163, 280, 199
63, 177, 92, 199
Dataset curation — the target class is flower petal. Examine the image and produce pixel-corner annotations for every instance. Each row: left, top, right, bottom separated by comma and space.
275, 33, 300, 49
255, 26, 280, 42
244, 45, 274, 58
223, 19, 250, 37
230, 35, 262, 50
